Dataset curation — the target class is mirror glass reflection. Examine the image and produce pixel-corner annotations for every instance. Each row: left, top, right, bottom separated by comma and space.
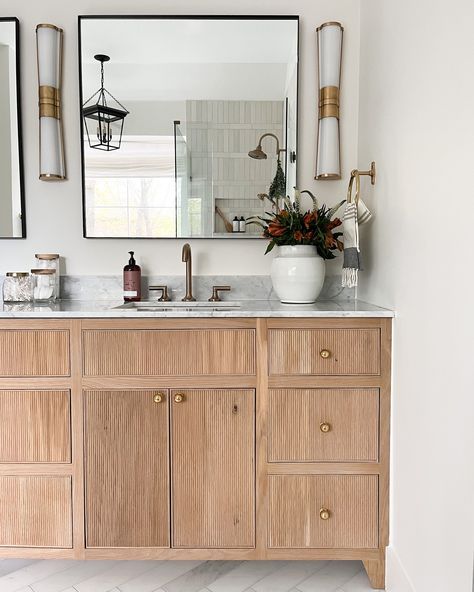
80, 16, 298, 238
0, 18, 24, 238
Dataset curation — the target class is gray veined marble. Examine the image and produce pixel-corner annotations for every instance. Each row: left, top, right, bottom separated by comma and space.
57, 274, 354, 303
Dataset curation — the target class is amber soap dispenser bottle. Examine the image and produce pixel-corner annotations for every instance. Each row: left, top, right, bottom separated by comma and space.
123, 251, 141, 302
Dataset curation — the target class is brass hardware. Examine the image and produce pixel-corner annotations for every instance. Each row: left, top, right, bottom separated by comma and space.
39, 86, 61, 119
319, 86, 339, 120
181, 243, 196, 302
347, 162, 376, 206
319, 508, 331, 520
153, 393, 164, 404
149, 285, 171, 302
208, 285, 231, 302
248, 133, 286, 159
320, 422, 331, 433
316, 21, 344, 32
320, 349, 331, 359
174, 393, 185, 403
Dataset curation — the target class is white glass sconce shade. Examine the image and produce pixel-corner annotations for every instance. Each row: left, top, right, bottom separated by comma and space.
36, 24, 66, 180
315, 21, 343, 180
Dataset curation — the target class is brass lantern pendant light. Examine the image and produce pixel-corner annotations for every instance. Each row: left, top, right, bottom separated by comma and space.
82, 54, 129, 151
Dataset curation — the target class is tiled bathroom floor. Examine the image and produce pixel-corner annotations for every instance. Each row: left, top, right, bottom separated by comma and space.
0, 560, 383, 592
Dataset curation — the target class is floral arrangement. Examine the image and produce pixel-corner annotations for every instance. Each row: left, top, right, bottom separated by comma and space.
248, 190, 345, 258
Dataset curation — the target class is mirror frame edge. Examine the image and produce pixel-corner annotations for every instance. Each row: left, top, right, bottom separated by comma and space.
0, 16, 26, 240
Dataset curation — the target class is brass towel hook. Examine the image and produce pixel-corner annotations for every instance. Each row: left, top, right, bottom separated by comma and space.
346, 161, 376, 204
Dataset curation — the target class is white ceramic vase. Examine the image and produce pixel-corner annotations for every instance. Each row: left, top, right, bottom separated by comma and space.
271, 245, 325, 304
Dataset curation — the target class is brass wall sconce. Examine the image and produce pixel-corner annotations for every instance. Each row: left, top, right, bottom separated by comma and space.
36, 24, 66, 180
248, 133, 286, 160
315, 21, 343, 180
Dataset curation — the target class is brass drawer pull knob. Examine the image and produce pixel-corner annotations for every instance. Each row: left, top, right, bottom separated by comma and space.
174, 393, 185, 403
320, 349, 331, 359
319, 508, 331, 520
153, 393, 164, 404
320, 422, 331, 433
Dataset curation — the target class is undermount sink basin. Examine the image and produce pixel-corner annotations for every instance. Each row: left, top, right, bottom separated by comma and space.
114, 300, 241, 312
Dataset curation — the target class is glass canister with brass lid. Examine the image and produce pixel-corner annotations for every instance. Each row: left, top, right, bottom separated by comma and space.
31, 268, 57, 302
35, 253, 60, 298
2, 272, 33, 303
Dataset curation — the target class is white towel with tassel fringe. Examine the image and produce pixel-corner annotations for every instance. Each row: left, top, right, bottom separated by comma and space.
342, 201, 360, 287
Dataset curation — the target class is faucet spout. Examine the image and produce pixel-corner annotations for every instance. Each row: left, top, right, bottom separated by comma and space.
181, 243, 196, 302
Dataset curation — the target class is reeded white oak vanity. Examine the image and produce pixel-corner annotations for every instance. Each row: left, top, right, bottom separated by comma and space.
0, 303, 392, 590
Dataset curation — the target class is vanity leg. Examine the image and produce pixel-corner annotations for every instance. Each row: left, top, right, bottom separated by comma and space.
363, 553, 386, 590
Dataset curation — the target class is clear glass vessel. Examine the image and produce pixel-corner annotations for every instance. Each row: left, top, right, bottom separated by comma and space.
35, 254, 60, 298
2, 272, 33, 303
31, 269, 57, 302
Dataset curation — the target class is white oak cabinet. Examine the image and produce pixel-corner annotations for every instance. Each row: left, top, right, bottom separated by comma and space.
0, 317, 391, 589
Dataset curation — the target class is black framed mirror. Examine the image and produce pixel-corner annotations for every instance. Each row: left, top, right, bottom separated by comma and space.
0, 17, 25, 239
79, 15, 299, 238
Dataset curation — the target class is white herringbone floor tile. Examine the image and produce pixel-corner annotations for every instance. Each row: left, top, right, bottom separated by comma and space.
0, 560, 382, 592
207, 560, 289, 592
298, 560, 363, 591
119, 561, 204, 592
338, 568, 383, 591
73, 561, 161, 592
251, 561, 329, 592
0, 560, 76, 592
29, 560, 120, 592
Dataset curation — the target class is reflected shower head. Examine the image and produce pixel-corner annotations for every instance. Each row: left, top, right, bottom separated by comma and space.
248, 145, 267, 159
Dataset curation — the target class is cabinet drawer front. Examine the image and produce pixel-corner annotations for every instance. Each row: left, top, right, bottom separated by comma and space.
269, 475, 378, 548
83, 329, 255, 376
0, 476, 72, 548
0, 330, 70, 376
0, 390, 71, 463
269, 328, 380, 375
269, 389, 379, 462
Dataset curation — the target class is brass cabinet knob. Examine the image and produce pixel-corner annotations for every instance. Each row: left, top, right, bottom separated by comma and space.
320, 422, 331, 433
153, 392, 164, 404
320, 349, 331, 359
319, 508, 331, 520
174, 393, 185, 403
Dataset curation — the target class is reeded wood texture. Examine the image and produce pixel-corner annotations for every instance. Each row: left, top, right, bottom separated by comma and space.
268, 474, 378, 549
0, 330, 69, 376
83, 329, 255, 376
268, 328, 380, 375
0, 390, 71, 463
84, 390, 170, 548
268, 389, 379, 462
172, 389, 255, 548
0, 476, 72, 547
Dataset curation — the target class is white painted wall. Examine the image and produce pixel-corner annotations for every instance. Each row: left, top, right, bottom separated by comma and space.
358, 1, 474, 591
0, 0, 360, 276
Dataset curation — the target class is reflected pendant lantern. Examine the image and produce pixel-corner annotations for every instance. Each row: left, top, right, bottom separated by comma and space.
315, 21, 343, 180
36, 24, 66, 180
82, 54, 129, 151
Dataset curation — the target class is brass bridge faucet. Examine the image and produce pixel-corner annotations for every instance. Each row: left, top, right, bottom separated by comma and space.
181, 243, 196, 302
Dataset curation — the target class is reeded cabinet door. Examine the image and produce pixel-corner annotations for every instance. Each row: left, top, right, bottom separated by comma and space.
171, 389, 255, 548
84, 390, 170, 548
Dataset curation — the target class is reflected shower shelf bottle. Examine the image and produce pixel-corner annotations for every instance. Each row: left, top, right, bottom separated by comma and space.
123, 251, 141, 302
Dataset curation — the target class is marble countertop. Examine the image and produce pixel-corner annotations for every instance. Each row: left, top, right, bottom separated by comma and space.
0, 299, 394, 318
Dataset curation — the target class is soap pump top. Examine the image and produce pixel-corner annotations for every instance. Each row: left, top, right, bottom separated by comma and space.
124, 251, 139, 270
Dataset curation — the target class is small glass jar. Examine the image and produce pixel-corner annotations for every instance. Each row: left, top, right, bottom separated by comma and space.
2, 272, 33, 303
35, 254, 60, 299
31, 269, 57, 302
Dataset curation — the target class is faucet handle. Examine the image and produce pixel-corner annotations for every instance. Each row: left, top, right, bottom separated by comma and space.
209, 285, 231, 302
149, 285, 171, 302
